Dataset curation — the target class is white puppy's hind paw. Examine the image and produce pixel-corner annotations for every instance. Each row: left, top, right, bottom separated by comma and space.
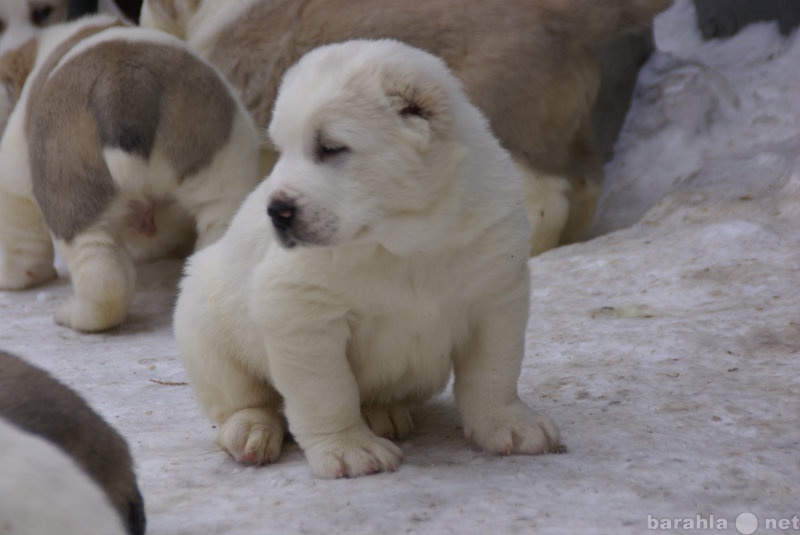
465, 400, 566, 456
362, 404, 414, 439
217, 408, 286, 465
303, 426, 405, 479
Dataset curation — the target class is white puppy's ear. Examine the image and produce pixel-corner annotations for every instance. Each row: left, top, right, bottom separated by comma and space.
140, 0, 200, 38
387, 78, 450, 151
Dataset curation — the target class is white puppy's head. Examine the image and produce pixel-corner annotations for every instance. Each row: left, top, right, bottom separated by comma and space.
265, 39, 475, 253
0, 0, 67, 54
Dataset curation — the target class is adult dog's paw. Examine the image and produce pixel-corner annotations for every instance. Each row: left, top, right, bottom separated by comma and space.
303, 426, 405, 478
464, 400, 565, 455
217, 408, 286, 465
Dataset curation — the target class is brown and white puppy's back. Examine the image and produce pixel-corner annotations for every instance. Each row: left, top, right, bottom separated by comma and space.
0, 16, 261, 332
0, 350, 145, 535
141, 0, 671, 254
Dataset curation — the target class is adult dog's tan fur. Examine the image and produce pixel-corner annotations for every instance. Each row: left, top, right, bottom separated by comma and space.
142, 0, 671, 254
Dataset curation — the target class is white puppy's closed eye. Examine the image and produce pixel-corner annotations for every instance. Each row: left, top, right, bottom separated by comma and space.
314, 133, 349, 162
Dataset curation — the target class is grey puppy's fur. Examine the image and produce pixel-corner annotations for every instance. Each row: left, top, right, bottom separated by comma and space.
0, 350, 145, 535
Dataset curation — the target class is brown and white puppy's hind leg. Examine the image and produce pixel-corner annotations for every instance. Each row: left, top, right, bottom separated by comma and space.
0, 189, 57, 289
53, 225, 136, 333
0, 39, 56, 289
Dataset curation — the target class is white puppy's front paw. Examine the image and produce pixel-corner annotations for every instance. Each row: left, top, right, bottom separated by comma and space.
303, 426, 405, 479
464, 400, 565, 455
362, 404, 414, 439
217, 408, 286, 465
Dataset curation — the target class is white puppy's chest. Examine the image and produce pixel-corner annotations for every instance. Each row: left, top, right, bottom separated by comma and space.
339, 258, 472, 404
347, 292, 465, 404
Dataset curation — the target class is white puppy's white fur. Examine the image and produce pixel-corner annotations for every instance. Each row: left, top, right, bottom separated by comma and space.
175, 39, 562, 479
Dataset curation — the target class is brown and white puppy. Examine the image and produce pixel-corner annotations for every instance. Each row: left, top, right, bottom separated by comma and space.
0, 350, 145, 535
0, 15, 261, 332
141, 0, 671, 254
0, 2, 200, 266
0, 36, 198, 267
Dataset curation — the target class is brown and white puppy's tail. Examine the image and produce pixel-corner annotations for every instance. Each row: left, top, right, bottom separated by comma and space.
538, 0, 673, 44
0, 350, 146, 535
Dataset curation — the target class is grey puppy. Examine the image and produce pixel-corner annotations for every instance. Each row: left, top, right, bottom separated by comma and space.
0, 350, 145, 535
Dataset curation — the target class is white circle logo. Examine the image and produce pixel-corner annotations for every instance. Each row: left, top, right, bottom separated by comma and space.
736, 512, 758, 534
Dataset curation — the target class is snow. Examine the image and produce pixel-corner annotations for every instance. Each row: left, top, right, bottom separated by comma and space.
1, 1, 798, 533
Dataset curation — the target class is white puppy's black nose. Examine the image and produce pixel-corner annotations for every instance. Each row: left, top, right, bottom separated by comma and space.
267, 199, 296, 231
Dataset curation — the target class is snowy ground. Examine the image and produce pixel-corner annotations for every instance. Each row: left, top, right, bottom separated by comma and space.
1, 1, 799, 533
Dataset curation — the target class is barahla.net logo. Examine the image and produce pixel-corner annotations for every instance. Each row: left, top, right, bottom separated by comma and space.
648, 512, 800, 533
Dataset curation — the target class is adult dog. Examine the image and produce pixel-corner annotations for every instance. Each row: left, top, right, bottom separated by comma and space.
0, 16, 261, 332
175, 40, 564, 479
142, 0, 671, 255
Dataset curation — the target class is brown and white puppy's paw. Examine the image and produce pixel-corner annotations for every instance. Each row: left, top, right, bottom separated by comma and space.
52, 229, 136, 331
0, 15, 261, 332
174, 40, 562, 478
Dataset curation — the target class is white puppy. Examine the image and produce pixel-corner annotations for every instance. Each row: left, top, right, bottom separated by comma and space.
175, 39, 563, 479
0, 16, 261, 332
